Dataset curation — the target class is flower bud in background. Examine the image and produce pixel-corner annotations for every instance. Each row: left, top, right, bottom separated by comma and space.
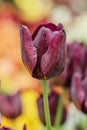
0, 127, 12, 130
0, 125, 26, 130
68, 42, 85, 74
83, 46, 87, 75
23, 124, 27, 130
0, 92, 22, 118
75, 125, 83, 130
20, 23, 66, 79
49, 57, 72, 87
71, 72, 87, 113
37, 91, 67, 125
48, 41, 86, 88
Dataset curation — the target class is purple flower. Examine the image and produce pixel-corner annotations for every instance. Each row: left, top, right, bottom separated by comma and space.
49, 57, 72, 87
20, 23, 66, 79
37, 91, 67, 125
49, 41, 86, 88
0, 124, 26, 130
68, 42, 85, 74
71, 72, 87, 113
0, 127, 12, 130
75, 125, 83, 130
23, 124, 27, 130
0, 92, 22, 118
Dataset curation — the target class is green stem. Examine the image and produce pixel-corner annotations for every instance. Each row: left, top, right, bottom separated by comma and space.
85, 116, 87, 130
42, 80, 52, 130
54, 88, 65, 129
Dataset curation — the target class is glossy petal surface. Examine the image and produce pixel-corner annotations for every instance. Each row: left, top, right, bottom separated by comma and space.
41, 30, 66, 79
20, 25, 37, 74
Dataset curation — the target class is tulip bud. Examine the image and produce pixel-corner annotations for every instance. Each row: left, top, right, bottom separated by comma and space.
20, 23, 66, 79
23, 124, 27, 130
37, 91, 67, 125
49, 42, 86, 88
68, 42, 85, 74
49, 57, 72, 87
83, 46, 87, 75
0, 92, 22, 118
75, 125, 83, 130
0, 127, 12, 130
71, 72, 87, 113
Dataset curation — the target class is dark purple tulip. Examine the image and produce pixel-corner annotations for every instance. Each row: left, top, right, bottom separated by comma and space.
49, 57, 72, 87
71, 72, 87, 113
0, 127, 12, 130
20, 23, 66, 79
37, 91, 67, 125
23, 124, 27, 130
68, 42, 85, 74
0, 92, 22, 118
75, 125, 83, 130
49, 41, 87, 88
83, 46, 87, 75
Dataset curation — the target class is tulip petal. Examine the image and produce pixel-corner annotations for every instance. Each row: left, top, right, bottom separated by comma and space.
45, 23, 63, 31
32, 23, 63, 40
32, 27, 52, 79
71, 73, 85, 110
32, 24, 45, 40
23, 124, 27, 130
20, 25, 37, 74
34, 27, 52, 60
0, 127, 12, 130
41, 30, 66, 79
0, 92, 22, 118
81, 98, 87, 113
37, 91, 67, 125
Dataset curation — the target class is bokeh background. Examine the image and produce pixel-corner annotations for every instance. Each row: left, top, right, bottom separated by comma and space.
0, 0, 87, 130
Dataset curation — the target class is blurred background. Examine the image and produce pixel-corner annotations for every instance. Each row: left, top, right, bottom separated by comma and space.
0, 0, 87, 130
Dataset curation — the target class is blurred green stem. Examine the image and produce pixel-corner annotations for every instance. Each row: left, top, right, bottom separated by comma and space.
85, 116, 87, 130
54, 88, 65, 129
42, 80, 52, 130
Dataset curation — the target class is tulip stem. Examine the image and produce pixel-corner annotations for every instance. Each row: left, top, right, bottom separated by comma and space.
54, 88, 65, 129
0, 112, 2, 128
85, 116, 87, 130
42, 80, 52, 130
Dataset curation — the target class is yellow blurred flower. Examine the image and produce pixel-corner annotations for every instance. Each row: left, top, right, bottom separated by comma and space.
14, 0, 53, 23
1, 116, 14, 128
1, 90, 43, 130
21, 90, 39, 118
